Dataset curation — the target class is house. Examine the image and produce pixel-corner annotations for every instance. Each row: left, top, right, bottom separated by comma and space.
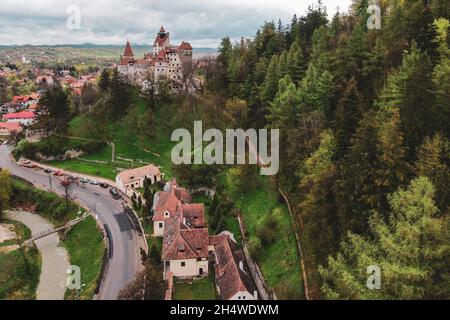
0, 122, 23, 136
115, 164, 161, 194
162, 211, 209, 280
35, 75, 54, 86
2, 111, 36, 126
0, 103, 17, 114
152, 179, 192, 237
118, 26, 193, 90
209, 233, 258, 300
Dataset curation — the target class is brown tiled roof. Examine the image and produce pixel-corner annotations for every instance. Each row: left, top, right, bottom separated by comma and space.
210, 234, 257, 300
117, 164, 160, 185
156, 49, 167, 61
162, 213, 209, 261
153, 179, 192, 221
123, 40, 134, 57
174, 187, 192, 203
178, 41, 193, 51
153, 189, 182, 221
180, 204, 205, 228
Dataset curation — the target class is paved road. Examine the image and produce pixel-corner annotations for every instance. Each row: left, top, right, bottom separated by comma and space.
6, 210, 70, 300
0, 144, 143, 300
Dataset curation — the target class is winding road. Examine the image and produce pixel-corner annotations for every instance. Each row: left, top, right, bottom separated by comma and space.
0, 144, 144, 300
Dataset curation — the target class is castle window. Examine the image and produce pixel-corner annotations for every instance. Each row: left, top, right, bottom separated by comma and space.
181, 261, 185, 267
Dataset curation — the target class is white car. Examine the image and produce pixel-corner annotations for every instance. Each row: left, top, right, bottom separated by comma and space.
89, 180, 99, 185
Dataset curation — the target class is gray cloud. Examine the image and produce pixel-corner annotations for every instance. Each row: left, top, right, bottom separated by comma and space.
0, 0, 351, 48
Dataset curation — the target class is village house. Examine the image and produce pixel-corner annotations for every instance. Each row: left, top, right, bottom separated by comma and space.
152, 179, 192, 237
2, 111, 36, 126
153, 178, 258, 298
209, 233, 258, 300
0, 122, 23, 136
115, 164, 162, 194
35, 75, 54, 86
117, 26, 193, 91
161, 211, 210, 280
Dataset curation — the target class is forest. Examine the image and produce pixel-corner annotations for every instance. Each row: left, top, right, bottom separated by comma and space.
190, 0, 450, 299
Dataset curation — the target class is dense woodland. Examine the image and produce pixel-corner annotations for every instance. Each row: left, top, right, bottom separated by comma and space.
194, 0, 450, 299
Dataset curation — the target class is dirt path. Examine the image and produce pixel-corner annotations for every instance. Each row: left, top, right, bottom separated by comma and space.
5, 211, 70, 300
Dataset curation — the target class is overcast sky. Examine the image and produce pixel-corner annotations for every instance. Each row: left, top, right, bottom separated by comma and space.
0, 0, 351, 48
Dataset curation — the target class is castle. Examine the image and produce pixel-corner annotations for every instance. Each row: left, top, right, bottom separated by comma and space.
117, 26, 193, 91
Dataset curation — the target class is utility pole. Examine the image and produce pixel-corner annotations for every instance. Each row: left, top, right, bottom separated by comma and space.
48, 172, 52, 191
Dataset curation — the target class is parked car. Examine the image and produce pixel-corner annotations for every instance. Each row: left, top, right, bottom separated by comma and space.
89, 180, 99, 185
80, 178, 89, 183
109, 188, 120, 199
54, 170, 64, 176
99, 182, 108, 188
44, 168, 52, 174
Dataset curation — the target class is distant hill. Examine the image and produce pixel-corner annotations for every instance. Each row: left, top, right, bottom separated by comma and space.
0, 44, 217, 67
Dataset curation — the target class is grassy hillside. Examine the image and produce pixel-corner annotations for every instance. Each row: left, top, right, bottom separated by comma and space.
0, 220, 41, 300
221, 171, 304, 300
47, 93, 175, 180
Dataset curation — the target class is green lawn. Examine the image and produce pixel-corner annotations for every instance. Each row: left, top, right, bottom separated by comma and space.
0, 221, 41, 300
63, 217, 105, 300
173, 274, 217, 300
222, 170, 304, 300
46, 93, 176, 180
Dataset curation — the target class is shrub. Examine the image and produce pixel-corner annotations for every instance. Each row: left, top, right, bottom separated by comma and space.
256, 224, 276, 245
248, 236, 262, 260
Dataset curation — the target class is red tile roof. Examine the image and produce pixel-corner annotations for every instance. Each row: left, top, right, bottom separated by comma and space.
153, 179, 191, 221
162, 213, 210, 261
210, 234, 257, 300
3, 111, 36, 120
123, 40, 134, 57
178, 41, 193, 51
180, 204, 205, 228
0, 122, 23, 133
156, 50, 167, 61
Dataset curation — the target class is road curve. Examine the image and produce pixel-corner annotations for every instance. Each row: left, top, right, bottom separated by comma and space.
0, 144, 143, 300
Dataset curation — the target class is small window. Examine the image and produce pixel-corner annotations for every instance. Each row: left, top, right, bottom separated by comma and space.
238, 297, 241, 300
181, 262, 185, 267
159, 222, 163, 228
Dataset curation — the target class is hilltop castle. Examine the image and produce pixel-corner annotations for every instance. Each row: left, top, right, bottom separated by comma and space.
117, 26, 193, 91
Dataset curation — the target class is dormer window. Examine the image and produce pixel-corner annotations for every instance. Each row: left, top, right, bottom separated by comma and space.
164, 211, 170, 217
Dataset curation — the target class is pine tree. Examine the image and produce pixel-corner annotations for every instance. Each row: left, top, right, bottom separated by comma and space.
98, 69, 110, 92
415, 133, 450, 213
382, 44, 437, 154
334, 77, 364, 158
260, 55, 281, 104
109, 68, 131, 120
298, 130, 338, 264
320, 177, 450, 299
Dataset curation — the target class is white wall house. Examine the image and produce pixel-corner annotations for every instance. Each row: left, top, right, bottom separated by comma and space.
115, 164, 161, 194
2, 111, 36, 126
